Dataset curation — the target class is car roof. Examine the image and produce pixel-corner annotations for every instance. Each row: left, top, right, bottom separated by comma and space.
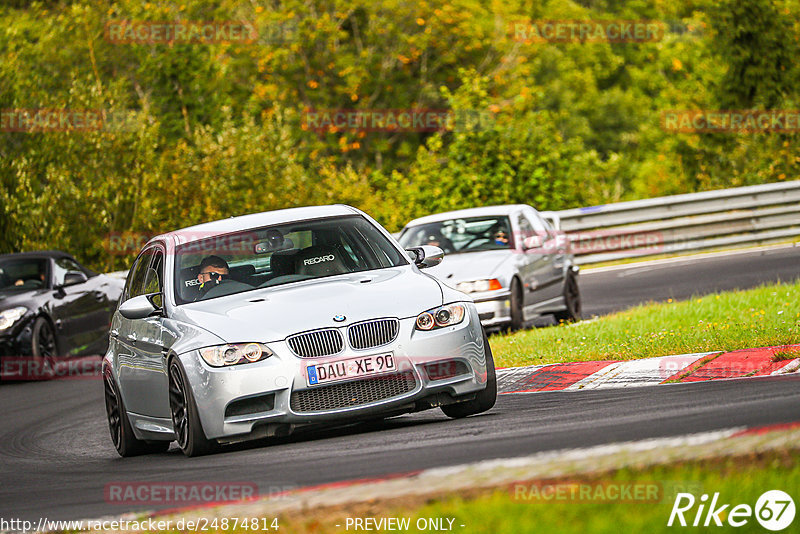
154, 204, 362, 246
403, 204, 533, 228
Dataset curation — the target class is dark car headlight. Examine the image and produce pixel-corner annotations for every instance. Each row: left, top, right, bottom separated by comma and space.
0, 307, 27, 332
200, 343, 273, 367
415, 304, 466, 331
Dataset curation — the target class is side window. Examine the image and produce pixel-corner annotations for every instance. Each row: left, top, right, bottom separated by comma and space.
143, 250, 163, 295
124, 249, 154, 301
541, 217, 558, 241
517, 215, 535, 241
538, 215, 567, 251
143, 250, 165, 308
52, 257, 84, 286
525, 212, 549, 237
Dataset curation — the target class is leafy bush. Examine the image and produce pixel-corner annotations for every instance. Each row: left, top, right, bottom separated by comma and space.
1, 0, 797, 271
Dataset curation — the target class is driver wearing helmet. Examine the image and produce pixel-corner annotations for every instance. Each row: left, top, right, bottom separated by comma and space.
493, 229, 509, 246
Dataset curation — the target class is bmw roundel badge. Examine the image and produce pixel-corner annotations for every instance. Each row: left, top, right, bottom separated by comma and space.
333, 315, 346, 322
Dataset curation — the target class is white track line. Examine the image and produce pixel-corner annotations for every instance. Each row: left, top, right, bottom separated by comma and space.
772, 357, 800, 375
565, 353, 718, 390
496, 365, 547, 393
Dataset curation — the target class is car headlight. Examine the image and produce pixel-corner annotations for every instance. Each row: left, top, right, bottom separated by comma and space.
200, 343, 274, 367
456, 279, 503, 293
416, 303, 466, 331
0, 307, 27, 331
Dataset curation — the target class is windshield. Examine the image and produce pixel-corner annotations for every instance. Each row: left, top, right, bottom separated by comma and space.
174, 215, 407, 304
398, 216, 513, 254
0, 258, 48, 292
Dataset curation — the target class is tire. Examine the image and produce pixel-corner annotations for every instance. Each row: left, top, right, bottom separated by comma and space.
509, 278, 524, 331
31, 317, 57, 379
104, 368, 169, 457
169, 357, 218, 457
441, 330, 497, 418
554, 272, 582, 323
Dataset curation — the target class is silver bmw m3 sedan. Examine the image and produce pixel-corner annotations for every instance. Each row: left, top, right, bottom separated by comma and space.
103, 205, 496, 457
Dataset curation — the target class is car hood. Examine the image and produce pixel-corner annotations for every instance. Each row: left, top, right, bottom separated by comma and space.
0, 289, 48, 309
171, 266, 443, 343
424, 250, 511, 286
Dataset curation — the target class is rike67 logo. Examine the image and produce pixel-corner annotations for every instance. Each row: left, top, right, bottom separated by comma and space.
668, 490, 795, 530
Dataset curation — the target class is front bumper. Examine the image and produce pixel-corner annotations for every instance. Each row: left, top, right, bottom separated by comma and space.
177, 304, 487, 441
0, 320, 35, 358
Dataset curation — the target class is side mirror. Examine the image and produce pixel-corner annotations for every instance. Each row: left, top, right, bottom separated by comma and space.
406, 245, 444, 269
119, 294, 162, 320
62, 271, 88, 287
522, 235, 544, 250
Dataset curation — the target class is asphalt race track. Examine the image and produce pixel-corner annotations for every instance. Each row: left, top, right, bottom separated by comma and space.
580, 245, 800, 317
1, 245, 799, 523
1, 376, 799, 523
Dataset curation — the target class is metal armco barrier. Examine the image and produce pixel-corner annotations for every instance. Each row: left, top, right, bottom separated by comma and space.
547, 181, 800, 265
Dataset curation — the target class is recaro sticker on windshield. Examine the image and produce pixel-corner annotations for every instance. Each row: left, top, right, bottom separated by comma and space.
303, 255, 335, 266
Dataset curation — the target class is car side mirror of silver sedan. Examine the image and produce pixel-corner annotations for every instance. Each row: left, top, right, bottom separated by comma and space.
119, 294, 162, 320
406, 245, 444, 268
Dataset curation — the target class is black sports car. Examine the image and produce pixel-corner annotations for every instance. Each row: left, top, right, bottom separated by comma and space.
0, 251, 124, 372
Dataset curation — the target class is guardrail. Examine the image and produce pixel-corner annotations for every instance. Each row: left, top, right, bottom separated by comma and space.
545, 181, 800, 265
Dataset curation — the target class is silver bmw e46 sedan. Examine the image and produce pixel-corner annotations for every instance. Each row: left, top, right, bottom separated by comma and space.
398, 205, 581, 331
103, 205, 496, 457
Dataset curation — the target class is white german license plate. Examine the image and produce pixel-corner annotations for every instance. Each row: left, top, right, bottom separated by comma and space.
306, 353, 396, 386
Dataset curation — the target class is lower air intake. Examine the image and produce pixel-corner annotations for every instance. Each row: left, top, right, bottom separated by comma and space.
290, 371, 416, 413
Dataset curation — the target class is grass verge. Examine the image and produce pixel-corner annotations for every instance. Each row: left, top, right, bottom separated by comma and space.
490, 279, 800, 368
772, 348, 800, 361
268, 449, 799, 533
